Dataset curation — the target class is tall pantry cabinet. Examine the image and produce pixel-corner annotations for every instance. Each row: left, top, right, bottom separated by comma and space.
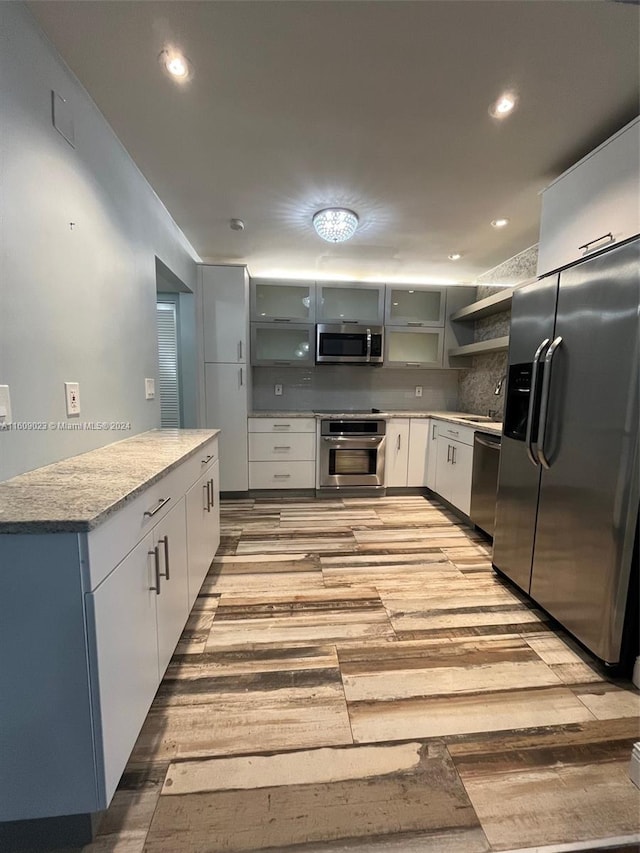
200, 265, 250, 491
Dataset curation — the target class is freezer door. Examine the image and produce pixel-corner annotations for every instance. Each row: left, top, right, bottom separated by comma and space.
530, 239, 640, 663
492, 275, 558, 592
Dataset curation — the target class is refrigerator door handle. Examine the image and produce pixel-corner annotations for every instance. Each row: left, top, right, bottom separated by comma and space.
525, 338, 550, 467
536, 336, 563, 469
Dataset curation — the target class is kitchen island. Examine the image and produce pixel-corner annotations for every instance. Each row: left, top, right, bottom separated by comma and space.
0, 429, 220, 846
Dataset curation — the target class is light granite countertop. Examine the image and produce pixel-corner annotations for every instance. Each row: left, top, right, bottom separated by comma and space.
0, 429, 220, 534
249, 410, 502, 436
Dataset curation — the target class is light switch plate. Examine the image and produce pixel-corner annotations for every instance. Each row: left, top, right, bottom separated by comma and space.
274, 384, 283, 396
0, 385, 12, 424
145, 378, 156, 400
415, 386, 423, 397
64, 382, 80, 416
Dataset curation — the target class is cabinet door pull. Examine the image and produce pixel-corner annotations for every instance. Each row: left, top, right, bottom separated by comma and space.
204, 483, 211, 512
452, 446, 457, 464
447, 444, 451, 463
238, 340, 243, 361
578, 232, 614, 254
209, 478, 215, 508
144, 497, 171, 518
396, 433, 401, 451
149, 546, 161, 595
239, 367, 244, 387
407, 322, 424, 327
432, 424, 436, 440
273, 318, 291, 323
158, 536, 170, 580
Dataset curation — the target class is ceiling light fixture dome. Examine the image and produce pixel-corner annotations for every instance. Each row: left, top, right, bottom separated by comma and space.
312, 208, 359, 242
491, 218, 509, 229
159, 48, 192, 82
448, 252, 462, 261
489, 91, 518, 119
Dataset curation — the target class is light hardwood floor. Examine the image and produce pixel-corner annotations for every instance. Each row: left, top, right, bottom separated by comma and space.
84, 496, 640, 853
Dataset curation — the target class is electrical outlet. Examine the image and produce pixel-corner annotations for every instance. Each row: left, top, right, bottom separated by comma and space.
145, 378, 156, 400
415, 385, 423, 398
0, 385, 12, 424
274, 384, 283, 396
64, 382, 81, 416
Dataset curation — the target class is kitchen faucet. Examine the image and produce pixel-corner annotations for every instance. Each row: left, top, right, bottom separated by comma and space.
494, 375, 506, 396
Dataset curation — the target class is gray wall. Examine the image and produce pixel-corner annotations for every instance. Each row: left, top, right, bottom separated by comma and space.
458, 245, 539, 416
252, 366, 459, 412
0, 4, 199, 480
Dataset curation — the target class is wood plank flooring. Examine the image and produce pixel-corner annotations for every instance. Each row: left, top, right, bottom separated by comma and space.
84, 495, 640, 853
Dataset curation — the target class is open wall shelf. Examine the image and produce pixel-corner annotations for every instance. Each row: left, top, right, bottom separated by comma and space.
449, 288, 514, 322
448, 336, 510, 358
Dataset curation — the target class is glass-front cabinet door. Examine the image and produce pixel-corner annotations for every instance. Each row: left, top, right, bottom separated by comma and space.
385, 328, 444, 368
250, 323, 314, 366
385, 286, 446, 327
317, 283, 384, 324
251, 280, 315, 323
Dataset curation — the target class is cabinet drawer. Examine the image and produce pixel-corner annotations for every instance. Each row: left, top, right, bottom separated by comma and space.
248, 417, 316, 433
86, 463, 193, 591
249, 461, 315, 489
249, 433, 316, 462
436, 421, 475, 447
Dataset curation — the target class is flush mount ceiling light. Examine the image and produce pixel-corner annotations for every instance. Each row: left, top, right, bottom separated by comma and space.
159, 48, 192, 82
448, 252, 463, 261
491, 218, 509, 229
312, 208, 359, 243
489, 91, 518, 119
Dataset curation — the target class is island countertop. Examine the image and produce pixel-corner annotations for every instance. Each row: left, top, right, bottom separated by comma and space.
0, 429, 220, 534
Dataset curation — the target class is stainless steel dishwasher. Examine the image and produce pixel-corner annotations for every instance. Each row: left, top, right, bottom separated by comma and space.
470, 432, 501, 537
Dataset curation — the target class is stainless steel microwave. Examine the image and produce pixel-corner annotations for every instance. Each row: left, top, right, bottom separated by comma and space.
316, 324, 384, 364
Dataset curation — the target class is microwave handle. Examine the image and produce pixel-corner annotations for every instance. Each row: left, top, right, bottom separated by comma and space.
366, 328, 372, 363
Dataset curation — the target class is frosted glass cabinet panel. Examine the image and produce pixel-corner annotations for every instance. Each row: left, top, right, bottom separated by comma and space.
251, 280, 315, 322
385, 287, 445, 326
385, 328, 444, 368
317, 284, 384, 324
251, 324, 314, 366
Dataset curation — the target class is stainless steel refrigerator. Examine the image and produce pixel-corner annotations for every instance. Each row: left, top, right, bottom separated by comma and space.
493, 237, 639, 664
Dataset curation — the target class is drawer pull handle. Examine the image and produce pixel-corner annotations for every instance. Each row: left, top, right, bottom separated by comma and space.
201, 454, 214, 464
447, 429, 459, 435
273, 424, 291, 428
273, 473, 291, 478
273, 318, 291, 323
407, 322, 424, 327
144, 497, 171, 518
158, 536, 170, 580
405, 362, 421, 367
578, 232, 614, 253
273, 445, 291, 450
204, 483, 211, 512
149, 546, 161, 595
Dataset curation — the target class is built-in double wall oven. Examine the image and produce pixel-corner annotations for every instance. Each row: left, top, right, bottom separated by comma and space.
318, 418, 386, 493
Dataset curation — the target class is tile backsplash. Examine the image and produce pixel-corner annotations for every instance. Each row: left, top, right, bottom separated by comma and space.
252, 366, 459, 412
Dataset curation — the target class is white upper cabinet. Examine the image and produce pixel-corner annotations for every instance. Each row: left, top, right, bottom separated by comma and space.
537, 118, 640, 277
251, 279, 316, 323
385, 286, 445, 327
317, 283, 385, 325
385, 328, 444, 368
201, 265, 249, 363
250, 323, 314, 366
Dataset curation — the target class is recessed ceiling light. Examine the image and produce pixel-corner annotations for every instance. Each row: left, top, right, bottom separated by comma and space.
312, 208, 359, 242
159, 49, 192, 82
489, 91, 517, 119
491, 218, 509, 229
448, 253, 462, 261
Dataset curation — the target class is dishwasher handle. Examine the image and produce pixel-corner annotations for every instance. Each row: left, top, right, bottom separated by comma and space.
474, 434, 501, 450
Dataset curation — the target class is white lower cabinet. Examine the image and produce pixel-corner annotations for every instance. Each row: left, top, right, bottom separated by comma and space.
248, 417, 316, 488
186, 460, 220, 609
434, 428, 474, 515
406, 419, 430, 486
0, 434, 221, 824
385, 418, 410, 486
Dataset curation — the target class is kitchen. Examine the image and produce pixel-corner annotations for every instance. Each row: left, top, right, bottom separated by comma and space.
0, 3, 638, 850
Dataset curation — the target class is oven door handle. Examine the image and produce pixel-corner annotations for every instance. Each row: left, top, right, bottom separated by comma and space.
322, 436, 383, 443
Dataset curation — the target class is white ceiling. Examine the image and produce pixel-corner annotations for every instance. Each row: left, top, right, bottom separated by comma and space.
29, 1, 640, 285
